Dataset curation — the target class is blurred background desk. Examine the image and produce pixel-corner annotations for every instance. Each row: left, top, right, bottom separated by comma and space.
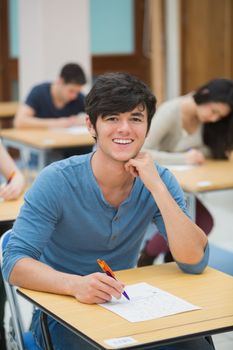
0, 192, 24, 225
169, 160, 233, 219
0, 127, 94, 171
0, 102, 18, 128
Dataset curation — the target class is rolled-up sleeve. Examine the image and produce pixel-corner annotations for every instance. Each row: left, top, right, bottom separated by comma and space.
2, 165, 63, 282
176, 243, 209, 274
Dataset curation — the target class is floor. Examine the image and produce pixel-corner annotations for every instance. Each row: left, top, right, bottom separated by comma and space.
4, 189, 233, 349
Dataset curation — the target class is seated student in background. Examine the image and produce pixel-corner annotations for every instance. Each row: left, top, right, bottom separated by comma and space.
0, 141, 25, 350
14, 62, 87, 129
138, 78, 233, 267
0, 141, 25, 200
2, 73, 213, 350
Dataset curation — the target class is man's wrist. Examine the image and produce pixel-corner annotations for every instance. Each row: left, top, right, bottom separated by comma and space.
63, 273, 82, 296
149, 179, 167, 195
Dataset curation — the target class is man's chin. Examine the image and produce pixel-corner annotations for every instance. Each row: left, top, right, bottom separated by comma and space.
115, 153, 139, 163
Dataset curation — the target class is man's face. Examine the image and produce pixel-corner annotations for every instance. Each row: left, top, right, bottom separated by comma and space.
58, 79, 83, 103
88, 105, 148, 163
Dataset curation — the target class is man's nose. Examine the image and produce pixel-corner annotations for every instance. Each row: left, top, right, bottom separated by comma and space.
117, 120, 131, 132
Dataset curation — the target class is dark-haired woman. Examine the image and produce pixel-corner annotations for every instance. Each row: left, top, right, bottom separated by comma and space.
138, 78, 233, 266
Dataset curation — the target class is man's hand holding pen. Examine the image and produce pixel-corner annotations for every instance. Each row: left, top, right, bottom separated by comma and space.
70, 272, 125, 304
97, 259, 130, 301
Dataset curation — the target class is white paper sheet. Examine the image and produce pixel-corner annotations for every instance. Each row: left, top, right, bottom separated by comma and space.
51, 126, 89, 135
99, 282, 201, 322
166, 165, 195, 171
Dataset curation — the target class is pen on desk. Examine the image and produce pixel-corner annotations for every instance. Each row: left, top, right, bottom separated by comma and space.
7, 171, 16, 184
97, 259, 130, 301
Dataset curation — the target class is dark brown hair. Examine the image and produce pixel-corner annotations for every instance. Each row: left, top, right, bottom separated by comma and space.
193, 79, 233, 159
85, 72, 156, 133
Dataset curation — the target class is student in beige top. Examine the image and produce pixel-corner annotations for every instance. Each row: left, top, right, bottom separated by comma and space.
138, 78, 233, 266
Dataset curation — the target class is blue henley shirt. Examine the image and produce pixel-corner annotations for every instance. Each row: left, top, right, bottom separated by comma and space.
2, 153, 209, 281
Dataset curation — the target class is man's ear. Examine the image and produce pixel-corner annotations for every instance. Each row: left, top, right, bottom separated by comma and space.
86, 116, 96, 138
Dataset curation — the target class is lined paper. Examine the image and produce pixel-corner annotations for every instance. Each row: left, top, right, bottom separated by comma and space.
99, 282, 201, 322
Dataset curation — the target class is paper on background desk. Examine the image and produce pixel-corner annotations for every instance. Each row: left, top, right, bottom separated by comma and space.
99, 282, 201, 322
166, 165, 195, 171
51, 126, 89, 135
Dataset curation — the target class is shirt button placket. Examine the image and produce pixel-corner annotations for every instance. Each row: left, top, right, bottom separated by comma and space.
111, 215, 119, 247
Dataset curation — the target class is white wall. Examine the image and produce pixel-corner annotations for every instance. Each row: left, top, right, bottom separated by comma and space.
18, 0, 91, 100
165, 0, 180, 99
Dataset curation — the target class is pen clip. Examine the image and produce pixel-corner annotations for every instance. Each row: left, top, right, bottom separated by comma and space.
105, 270, 116, 279
97, 259, 115, 277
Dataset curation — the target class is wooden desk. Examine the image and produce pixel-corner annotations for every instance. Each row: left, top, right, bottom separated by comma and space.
0, 192, 24, 223
0, 127, 94, 170
18, 263, 233, 350
0, 101, 18, 128
0, 101, 18, 118
168, 160, 233, 218
170, 160, 233, 193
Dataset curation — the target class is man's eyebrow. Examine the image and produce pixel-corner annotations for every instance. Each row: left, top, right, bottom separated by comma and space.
102, 111, 145, 118
131, 111, 145, 117
102, 113, 119, 117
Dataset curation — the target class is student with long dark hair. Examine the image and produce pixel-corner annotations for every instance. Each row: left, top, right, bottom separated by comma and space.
138, 78, 233, 266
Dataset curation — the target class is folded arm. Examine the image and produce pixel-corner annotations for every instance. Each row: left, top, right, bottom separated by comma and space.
9, 257, 123, 304
14, 104, 85, 129
2, 166, 123, 304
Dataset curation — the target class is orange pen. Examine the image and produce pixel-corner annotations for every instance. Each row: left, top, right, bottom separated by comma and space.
97, 259, 130, 301
7, 171, 16, 184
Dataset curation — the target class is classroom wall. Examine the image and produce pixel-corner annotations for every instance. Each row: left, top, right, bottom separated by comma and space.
18, 0, 91, 100
165, 0, 181, 99
180, 0, 233, 93
90, 0, 134, 55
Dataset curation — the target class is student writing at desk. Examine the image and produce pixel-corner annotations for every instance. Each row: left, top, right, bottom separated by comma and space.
14, 62, 92, 158
139, 78, 233, 266
0, 141, 25, 350
0, 141, 25, 201
14, 62, 87, 129
2, 73, 213, 350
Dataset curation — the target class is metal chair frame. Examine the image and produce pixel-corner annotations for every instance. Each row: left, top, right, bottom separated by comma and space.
0, 230, 39, 350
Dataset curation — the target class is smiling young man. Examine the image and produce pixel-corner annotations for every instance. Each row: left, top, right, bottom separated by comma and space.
2, 73, 213, 350
14, 62, 87, 129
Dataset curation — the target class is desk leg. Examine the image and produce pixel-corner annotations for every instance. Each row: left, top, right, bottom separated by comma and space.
38, 150, 47, 171
40, 312, 54, 350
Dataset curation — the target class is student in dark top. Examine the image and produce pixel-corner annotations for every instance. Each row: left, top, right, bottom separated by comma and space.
14, 63, 87, 129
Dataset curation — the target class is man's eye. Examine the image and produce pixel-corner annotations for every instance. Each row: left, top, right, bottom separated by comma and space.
105, 116, 118, 121
132, 117, 143, 122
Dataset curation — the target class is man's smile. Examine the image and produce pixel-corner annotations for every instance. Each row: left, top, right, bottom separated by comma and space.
112, 138, 134, 144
